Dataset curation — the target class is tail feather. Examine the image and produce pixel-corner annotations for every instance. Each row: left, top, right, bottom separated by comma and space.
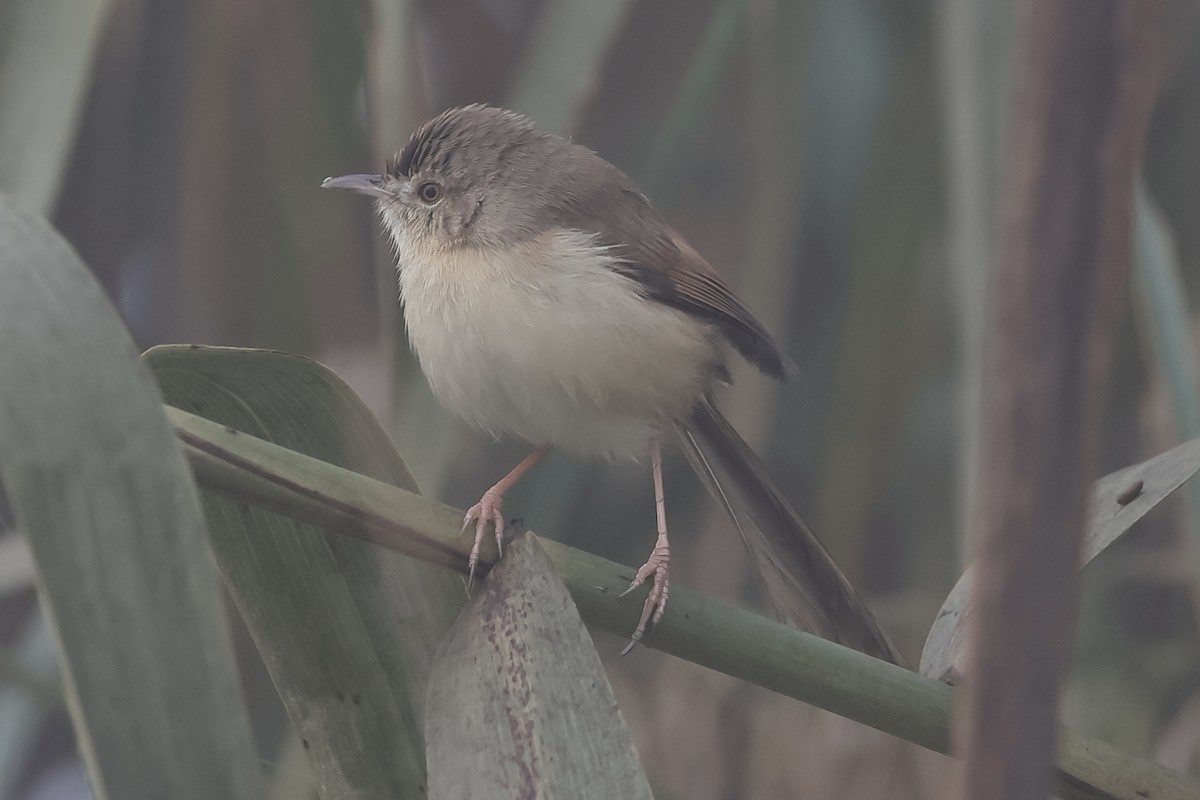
675, 397, 904, 665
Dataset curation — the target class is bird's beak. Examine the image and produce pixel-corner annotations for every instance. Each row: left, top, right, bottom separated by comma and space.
320, 173, 391, 199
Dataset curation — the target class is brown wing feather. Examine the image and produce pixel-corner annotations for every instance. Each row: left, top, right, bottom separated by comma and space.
661, 235, 786, 380
600, 195, 787, 381
549, 169, 787, 380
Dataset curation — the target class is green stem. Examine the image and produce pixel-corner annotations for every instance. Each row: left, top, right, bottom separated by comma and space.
167, 405, 1200, 800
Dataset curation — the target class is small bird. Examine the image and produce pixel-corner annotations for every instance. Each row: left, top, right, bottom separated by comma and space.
324, 105, 900, 662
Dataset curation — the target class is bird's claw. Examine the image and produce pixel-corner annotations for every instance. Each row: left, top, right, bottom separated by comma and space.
620, 541, 670, 655
464, 490, 505, 592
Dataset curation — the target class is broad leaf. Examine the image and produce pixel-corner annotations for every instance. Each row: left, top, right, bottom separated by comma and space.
0, 194, 263, 799
921, 435, 1200, 681
145, 345, 465, 800
0, 0, 110, 212
426, 533, 653, 800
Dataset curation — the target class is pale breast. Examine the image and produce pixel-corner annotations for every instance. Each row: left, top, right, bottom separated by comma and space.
393, 228, 721, 460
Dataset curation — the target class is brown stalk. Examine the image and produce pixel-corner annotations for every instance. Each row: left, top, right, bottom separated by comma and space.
956, 3, 1165, 800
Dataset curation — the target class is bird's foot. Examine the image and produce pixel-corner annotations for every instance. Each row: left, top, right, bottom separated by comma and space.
620, 533, 670, 655
464, 489, 505, 592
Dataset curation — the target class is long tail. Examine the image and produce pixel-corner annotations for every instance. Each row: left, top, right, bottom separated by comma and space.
675, 397, 904, 665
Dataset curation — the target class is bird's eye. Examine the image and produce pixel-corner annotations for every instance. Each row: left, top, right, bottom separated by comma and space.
416, 181, 442, 204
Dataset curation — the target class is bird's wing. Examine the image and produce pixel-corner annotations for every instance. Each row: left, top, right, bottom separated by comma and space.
550, 168, 788, 380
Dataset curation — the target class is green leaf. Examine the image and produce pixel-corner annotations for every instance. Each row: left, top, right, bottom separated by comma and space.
639, 0, 748, 192
0, 194, 263, 799
507, 0, 638, 130
935, 0, 1014, 545
1132, 180, 1200, 573
1134, 183, 1200, 437
426, 533, 653, 800
0, 617, 60, 799
0, 0, 111, 213
144, 345, 466, 800
921, 435, 1200, 682
366, 0, 415, 159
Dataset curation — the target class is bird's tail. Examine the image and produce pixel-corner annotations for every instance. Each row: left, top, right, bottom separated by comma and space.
675, 396, 904, 665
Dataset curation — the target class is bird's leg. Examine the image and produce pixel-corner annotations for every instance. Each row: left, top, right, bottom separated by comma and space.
620, 438, 671, 655
464, 444, 552, 586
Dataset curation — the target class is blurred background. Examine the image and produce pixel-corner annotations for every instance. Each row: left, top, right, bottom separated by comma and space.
2, 0, 1200, 797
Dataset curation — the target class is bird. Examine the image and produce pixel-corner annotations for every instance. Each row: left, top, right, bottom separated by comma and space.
323, 104, 900, 662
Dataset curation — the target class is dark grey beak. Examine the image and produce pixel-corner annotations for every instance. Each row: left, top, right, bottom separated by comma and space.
320, 173, 391, 199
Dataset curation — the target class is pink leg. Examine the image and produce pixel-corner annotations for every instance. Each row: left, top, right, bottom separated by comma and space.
465, 444, 552, 585
620, 438, 670, 655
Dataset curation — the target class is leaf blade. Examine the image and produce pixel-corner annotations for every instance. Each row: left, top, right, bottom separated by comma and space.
0, 0, 110, 212
426, 533, 653, 800
921, 435, 1200, 682
507, 0, 637, 130
145, 345, 466, 800
0, 195, 263, 799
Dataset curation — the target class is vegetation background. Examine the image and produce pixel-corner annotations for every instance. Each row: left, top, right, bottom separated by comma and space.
1, 0, 1198, 797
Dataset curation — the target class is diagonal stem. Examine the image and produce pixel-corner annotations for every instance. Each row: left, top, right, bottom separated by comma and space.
166, 404, 1200, 800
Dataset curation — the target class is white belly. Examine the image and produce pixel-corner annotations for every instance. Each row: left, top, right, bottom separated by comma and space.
394, 228, 720, 460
